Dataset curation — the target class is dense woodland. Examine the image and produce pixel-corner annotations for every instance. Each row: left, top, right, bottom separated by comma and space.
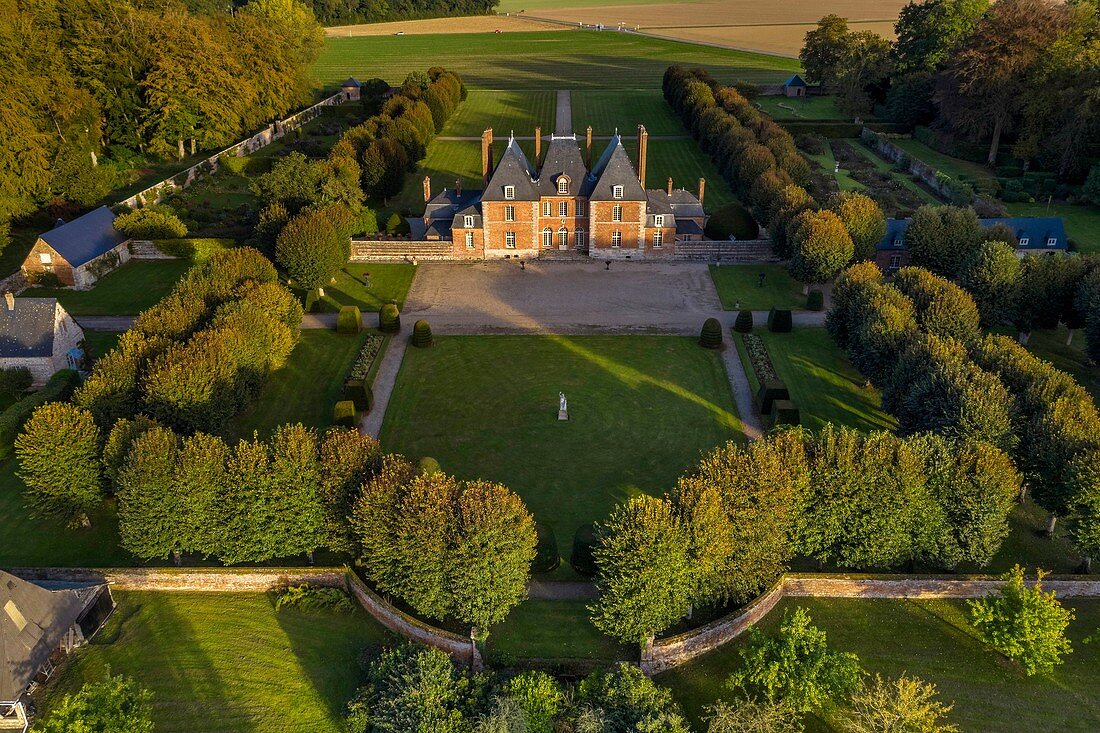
296, 0, 498, 26
801, 0, 1100, 179
0, 0, 323, 250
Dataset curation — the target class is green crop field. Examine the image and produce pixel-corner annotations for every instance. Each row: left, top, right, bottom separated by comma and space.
571, 90, 686, 135
442, 90, 557, 137
315, 31, 800, 90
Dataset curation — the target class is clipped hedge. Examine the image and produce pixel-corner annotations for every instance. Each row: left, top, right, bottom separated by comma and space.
418, 456, 442, 475
379, 302, 400, 333
771, 399, 800, 426
570, 523, 599, 576
343, 379, 374, 412
0, 369, 81, 458
532, 523, 561, 574
412, 319, 433, 347
333, 400, 357, 428
700, 318, 723, 349
734, 309, 753, 333
337, 306, 362, 334
755, 380, 790, 416
806, 290, 824, 311
767, 309, 793, 333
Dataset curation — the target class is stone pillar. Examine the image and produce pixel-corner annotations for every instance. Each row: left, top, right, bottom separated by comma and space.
423, 176, 431, 203
667, 177, 673, 196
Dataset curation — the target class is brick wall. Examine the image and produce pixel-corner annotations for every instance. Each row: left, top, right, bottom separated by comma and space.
589, 200, 646, 254
483, 200, 539, 258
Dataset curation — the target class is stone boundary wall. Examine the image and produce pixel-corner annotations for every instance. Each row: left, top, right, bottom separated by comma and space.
116, 92, 348, 211
640, 573, 1100, 675
860, 129, 957, 203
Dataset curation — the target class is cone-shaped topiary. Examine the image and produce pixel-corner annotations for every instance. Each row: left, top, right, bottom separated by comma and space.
379, 302, 400, 332
418, 456, 442, 475
412, 319, 433, 347
805, 289, 825, 311
700, 317, 723, 348
532, 523, 561, 573
734, 309, 753, 333
570, 523, 599, 576
337, 305, 362, 334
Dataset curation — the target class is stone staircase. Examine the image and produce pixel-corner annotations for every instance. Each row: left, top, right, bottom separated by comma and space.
675, 239, 778, 263
350, 239, 453, 262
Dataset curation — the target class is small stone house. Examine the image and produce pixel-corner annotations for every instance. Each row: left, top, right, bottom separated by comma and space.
1, 571, 114, 733
341, 77, 362, 102
782, 75, 808, 98
22, 206, 130, 289
0, 295, 84, 385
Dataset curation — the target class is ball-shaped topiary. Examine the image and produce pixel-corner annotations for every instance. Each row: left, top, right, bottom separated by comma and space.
418, 456, 442, 475
337, 305, 362, 334
700, 317, 723, 349
805, 290, 825, 311
734, 309, 753, 333
570, 523, 599, 576
379, 302, 401, 333
532, 523, 561, 573
412, 319, 433, 347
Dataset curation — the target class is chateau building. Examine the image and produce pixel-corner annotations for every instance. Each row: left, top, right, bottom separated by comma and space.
410, 126, 708, 259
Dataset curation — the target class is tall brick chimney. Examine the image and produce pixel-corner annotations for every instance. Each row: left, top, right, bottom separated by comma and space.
637, 125, 648, 187
698, 177, 706, 208
534, 127, 542, 167
3, 292, 13, 311
667, 177, 673, 196
482, 128, 494, 183
586, 126, 593, 168
423, 176, 431, 203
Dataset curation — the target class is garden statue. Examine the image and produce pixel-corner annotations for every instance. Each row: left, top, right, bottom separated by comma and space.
558, 392, 569, 421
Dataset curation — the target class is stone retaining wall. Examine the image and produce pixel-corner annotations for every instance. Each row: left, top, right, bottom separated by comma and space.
8, 566, 346, 592
640, 573, 1100, 675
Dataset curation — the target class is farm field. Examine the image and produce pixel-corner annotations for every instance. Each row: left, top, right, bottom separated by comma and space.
442, 90, 557, 137
380, 336, 743, 543
40, 592, 392, 733
314, 31, 801, 90
324, 15, 561, 36
571, 90, 685, 135
657, 596, 1100, 732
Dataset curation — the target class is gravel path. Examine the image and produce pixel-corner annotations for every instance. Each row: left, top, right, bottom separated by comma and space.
556, 90, 572, 135
721, 343, 763, 440
361, 335, 408, 439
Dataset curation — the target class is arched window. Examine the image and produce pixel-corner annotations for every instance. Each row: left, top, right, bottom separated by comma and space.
558, 227, 569, 248
558, 177, 569, 195
542, 228, 553, 248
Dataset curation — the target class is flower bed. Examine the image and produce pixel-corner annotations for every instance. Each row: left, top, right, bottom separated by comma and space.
347, 333, 384, 381
741, 333, 778, 383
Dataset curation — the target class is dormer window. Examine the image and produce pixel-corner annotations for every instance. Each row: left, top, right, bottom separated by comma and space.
1046, 237, 1057, 247
558, 177, 569, 195
654, 215, 665, 227
1019, 237, 1029, 246
463, 215, 474, 228
504, 186, 515, 200
613, 185, 624, 199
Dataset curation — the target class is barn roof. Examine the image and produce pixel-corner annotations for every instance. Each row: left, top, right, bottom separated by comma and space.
0, 299, 59, 359
37, 206, 127, 267
783, 75, 807, 88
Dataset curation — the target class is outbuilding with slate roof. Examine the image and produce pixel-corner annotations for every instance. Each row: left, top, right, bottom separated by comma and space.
782, 74, 808, 97
0, 295, 84, 385
22, 206, 130, 289
341, 77, 363, 102
875, 216, 1068, 271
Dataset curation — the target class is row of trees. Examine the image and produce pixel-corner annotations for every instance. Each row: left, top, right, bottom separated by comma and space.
663, 66, 887, 289
0, 0, 324, 245
828, 262, 1100, 559
591, 425, 1021, 645
301, 0, 498, 26
801, 0, 1100, 177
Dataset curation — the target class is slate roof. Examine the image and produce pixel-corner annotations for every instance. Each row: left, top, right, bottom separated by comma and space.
0, 299, 58, 359
37, 206, 127, 268
783, 75, 807, 88
537, 136, 589, 197
676, 219, 705, 236
1, 571, 86, 702
588, 135, 646, 201
341, 77, 362, 88
423, 188, 483, 221
877, 217, 1068, 251
482, 138, 539, 201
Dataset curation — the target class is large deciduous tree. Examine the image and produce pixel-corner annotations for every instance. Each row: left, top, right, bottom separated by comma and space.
830, 192, 886, 263
903, 205, 983, 278
959, 240, 1023, 327
275, 204, 354, 292
788, 209, 855, 289
16, 403, 103, 528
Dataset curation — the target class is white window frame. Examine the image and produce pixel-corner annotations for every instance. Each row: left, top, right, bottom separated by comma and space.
465, 231, 475, 249
612, 204, 623, 222
1046, 237, 1057, 247
611, 231, 622, 248
575, 230, 586, 248
889, 254, 902, 269
542, 200, 552, 217
463, 215, 474, 228
1019, 237, 1029, 246
504, 185, 515, 200
654, 215, 664, 227
558, 178, 569, 195
505, 205, 516, 222
613, 185, 623, 199
558, 227, 569, 248
38, 252, 52, 264
577, 200, 586, 217
505, 231, 516, 249
653, 230, 663, 248
542, 228, 553, 248
558, 201, 568, 217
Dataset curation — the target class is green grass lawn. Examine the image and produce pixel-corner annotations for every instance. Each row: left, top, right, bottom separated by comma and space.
571, 90, 686, 135
845, 140, 941, 206
24, 260, 194, 316
741, 328, 897, 433
40, 591, 393, 733
81, 330, 122, 363
1005, 201, 1100, 255
619, 137, 737, 208
489, 599, 635, 662
381, 336, 744, 542
708, 264, 804, 310
658, 596, 1100, 732
755, 95, 849, 120
225, 329, 370, 442
315, 31, 800, 90
1017, 326, 1099, 403
890, 137, 997, 185
441, 90, 557, 137
315, 263, 417, 313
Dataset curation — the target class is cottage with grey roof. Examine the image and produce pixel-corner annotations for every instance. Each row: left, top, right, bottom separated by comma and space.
22, 206, 130, 289
875, 216, 1068, 271
0, 295, 84, 385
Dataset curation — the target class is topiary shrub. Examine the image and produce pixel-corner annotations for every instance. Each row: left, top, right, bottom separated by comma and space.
333, 400, 357, 427
771, 399, 800, 426
343, 379, 374, 412
767, 308, 793, 333
418, 456, 442, 475
337, 305, 362, 334
755, 381, 790, 415
805, 290, 824, 311
303, 289, 322, 313
532, 523, 560, 573
412, 319, 433, 347
379, 302, 400, 333
570, 523, 599, 576
700, 318, 723, 349
734, 309, 753, 333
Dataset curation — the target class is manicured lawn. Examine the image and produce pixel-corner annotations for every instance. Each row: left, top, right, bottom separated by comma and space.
708, 264, 803, 310
988, 500, 1084, 575
381, 336, 744, 541
441, 90, 557, 137
489, 600, 635, 662
658, 596, 1100, 732
316, 263, 417, 313
741, 328, 897, 433
571, 90, 686, 135
756, 95, 849, 120
24, 260, 194, 316
890, 137, 997, 184
225, 329, 370, 442
41, 591, 393, 733
1005, 201, 1100, 255
315, 31, 801, 90
81, 330, 122, 363
803, 142, 865, 193
619, 138, 738, 208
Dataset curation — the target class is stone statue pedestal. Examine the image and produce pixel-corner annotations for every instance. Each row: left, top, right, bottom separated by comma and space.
558, 408, 569, 421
